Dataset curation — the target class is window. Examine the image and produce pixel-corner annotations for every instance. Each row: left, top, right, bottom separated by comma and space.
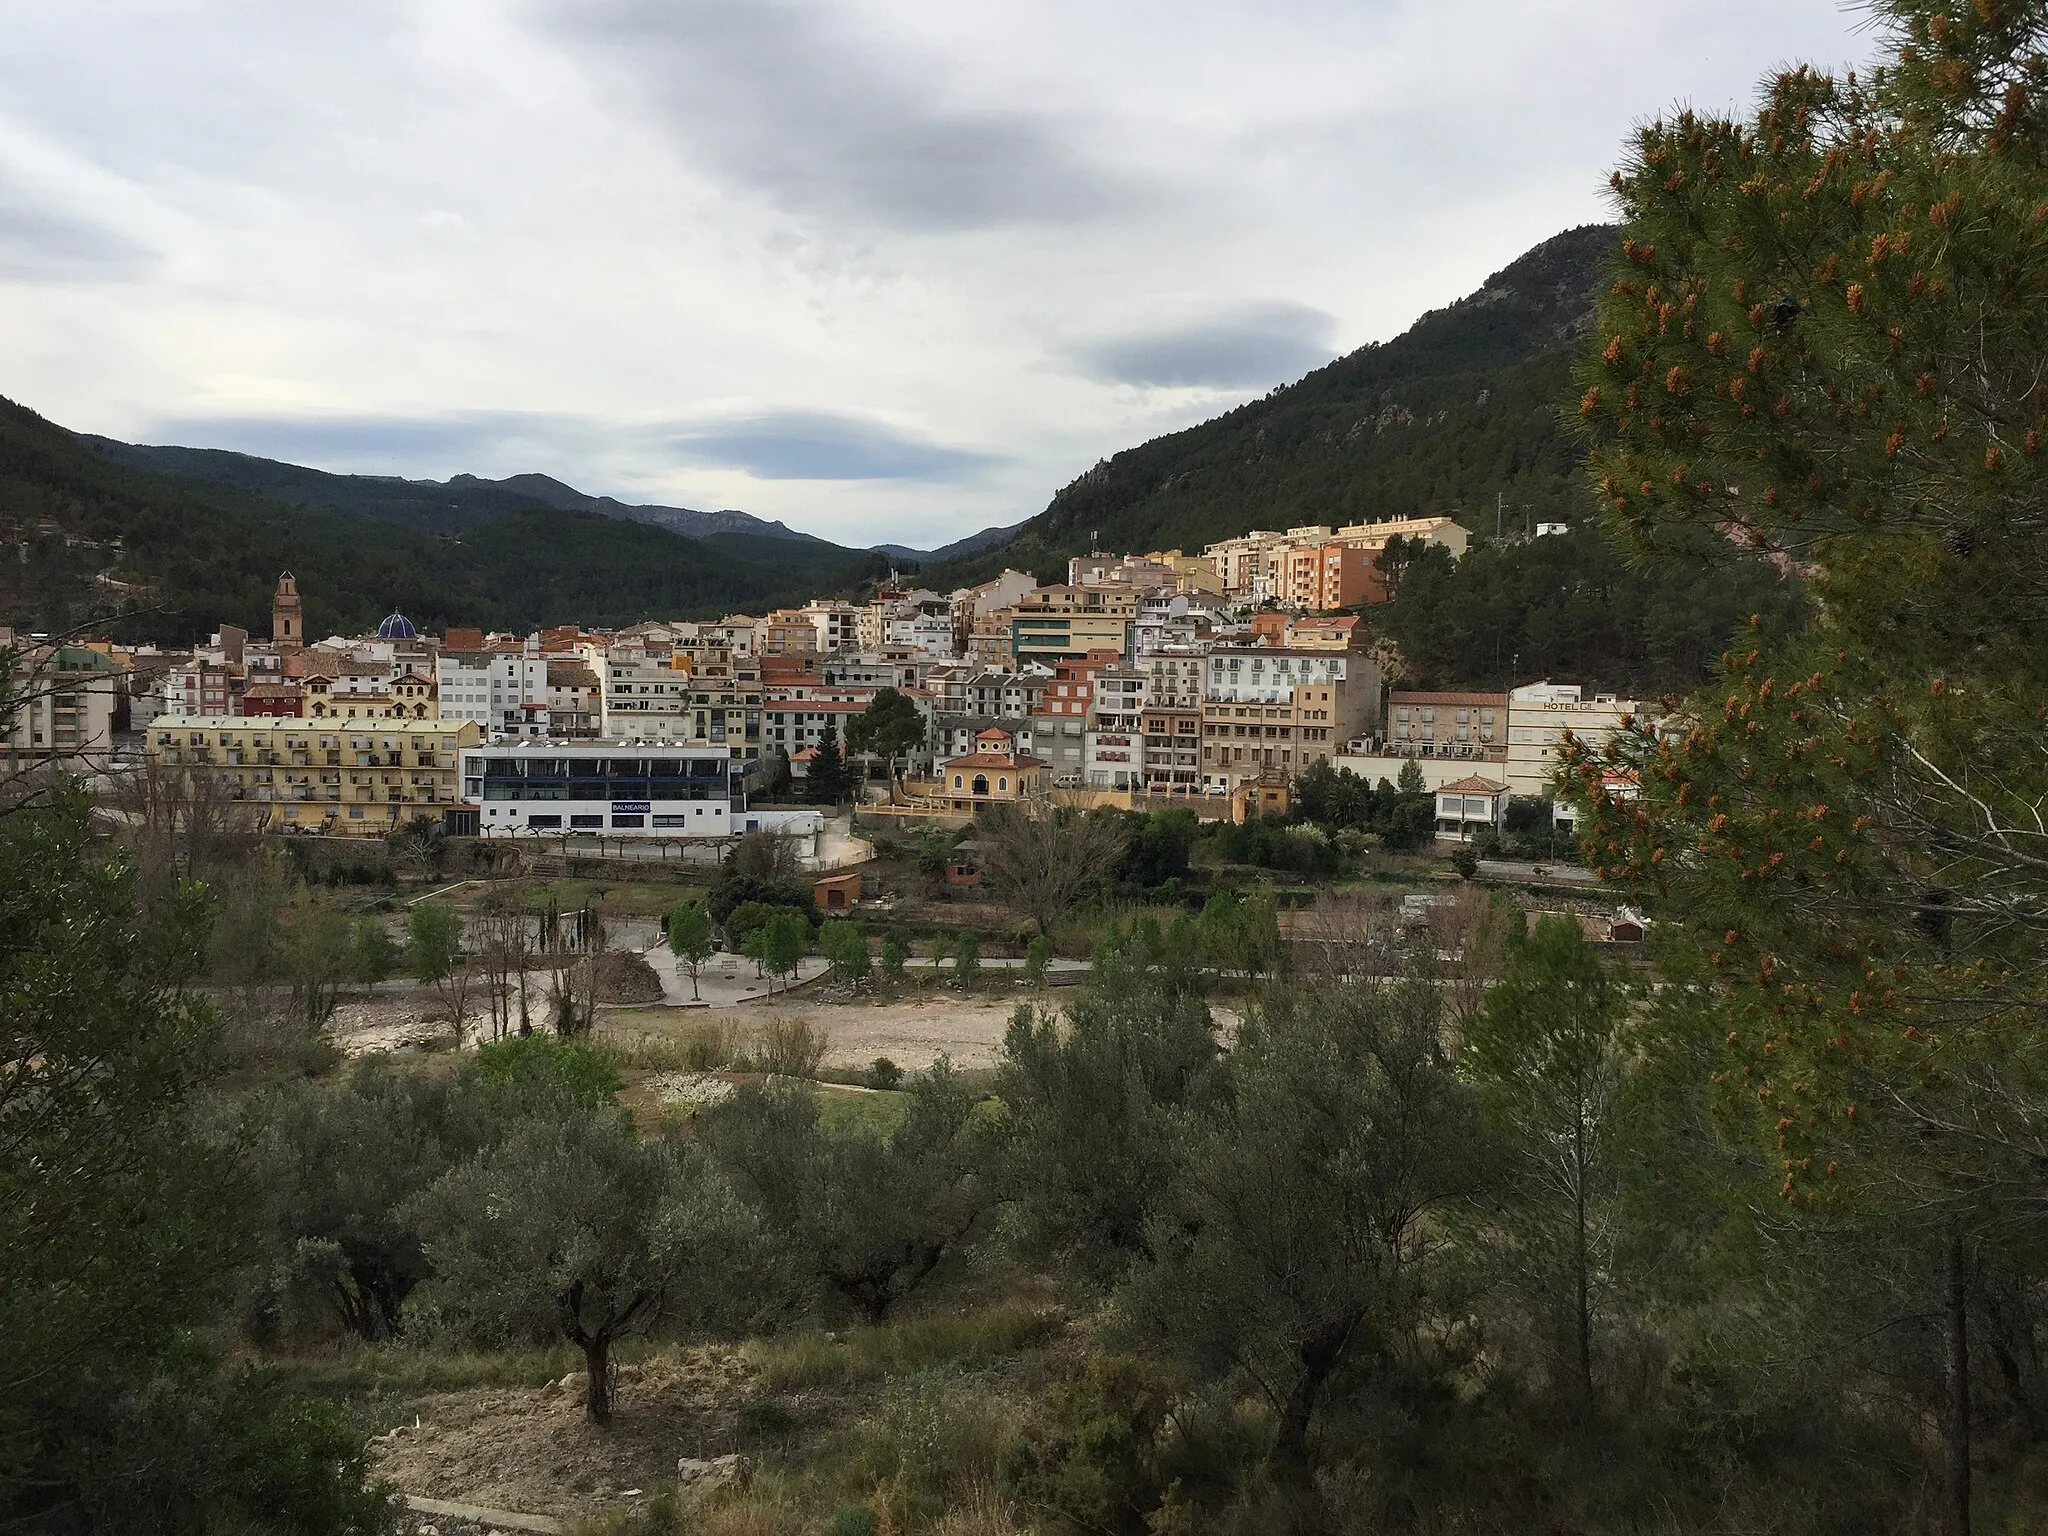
527, 815, 562, 829
653, 815, 689, 828
571, 814, 603, 828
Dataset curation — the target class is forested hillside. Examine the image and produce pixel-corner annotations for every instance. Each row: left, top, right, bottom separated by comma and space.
80, 438, 826, 544
930, 224, 1617, 587
0, 398, 887, 642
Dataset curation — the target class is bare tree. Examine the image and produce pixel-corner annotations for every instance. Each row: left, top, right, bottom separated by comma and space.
103, 755, 263, 915
1423, 884, 1525, 1034
726, 828, 803, 882
472, 887, 537, 1041
975, 799, 1129, 938
544, 905, 608, 1039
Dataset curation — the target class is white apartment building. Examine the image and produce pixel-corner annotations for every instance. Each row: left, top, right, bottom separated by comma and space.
1084, 725, 1145, 790
437, 643, 551, 739
799, 600, 863, 654
1203, 647, 1360, 706
1144, 650, 1206, 710
821, 654, 923, 690
3, 645, 121, 776
599, 646, 691, 737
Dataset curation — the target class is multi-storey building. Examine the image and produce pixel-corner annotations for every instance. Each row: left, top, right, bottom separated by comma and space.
1011, 585, 1136, 665
1144, 650, 1206, 710
599, 645, 690, 738
148, 715, 480, 835
821, 653, 923, 690
679, 651, 763, 759
762, 613, 820, 656
763, 698, 866, 757
1198, 645, 1382, 792
1199, 681, 1365, 792
951, 569, 1038, 654
1140, 707, 1204, 793
799, 599, 863, 654
1504, 682, 1649, 800
1204, 516, 1469, 605
1387, 691, 1506, 758
462, 741, 738, 838
1202, 645, 1374, 708
546, 661, 602, 738
1281, 541, 1386, 610
241, 682, 304, 718
439, 644, 550, 738
3, 645, 123, 778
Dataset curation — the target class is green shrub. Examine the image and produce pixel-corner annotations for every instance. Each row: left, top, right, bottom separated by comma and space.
471, 1033, 621, 1112
1002, 1354, 1180, 1536
867, 1057, 903, 1090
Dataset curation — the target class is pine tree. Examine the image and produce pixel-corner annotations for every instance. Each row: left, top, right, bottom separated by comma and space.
1568, 7, 2048, 1525
807, 726, 848, 806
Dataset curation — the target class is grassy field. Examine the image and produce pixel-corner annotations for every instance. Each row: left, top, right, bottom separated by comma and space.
815, 1084, 909, 1135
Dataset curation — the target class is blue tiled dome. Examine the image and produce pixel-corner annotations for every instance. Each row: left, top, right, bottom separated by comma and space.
376, 611, 417, 640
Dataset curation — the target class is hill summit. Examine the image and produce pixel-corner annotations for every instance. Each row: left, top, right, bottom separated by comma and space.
933, 224, 1616, 583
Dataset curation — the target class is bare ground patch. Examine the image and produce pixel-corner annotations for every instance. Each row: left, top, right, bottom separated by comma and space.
599, 993, 1038, 1073
368, 1349, 755, 1522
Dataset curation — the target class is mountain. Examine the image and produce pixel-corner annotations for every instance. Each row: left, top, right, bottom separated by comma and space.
3, 400, 887, 643
924, 224, 1618, 586
76, 438, 823, 545
870, 517, 1033, 568
464, 472, 829, 544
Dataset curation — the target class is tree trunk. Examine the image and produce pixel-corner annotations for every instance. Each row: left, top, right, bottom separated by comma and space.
1574, 1177, 1592, 1407
1273, 1320, 1354, 1476
1573, 1110, 1594, 1409
583, 1334, 614, 1427
1946, 1235, 1972, 1536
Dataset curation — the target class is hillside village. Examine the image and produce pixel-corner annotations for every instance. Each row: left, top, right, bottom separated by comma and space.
15, 3, 2048, 1531
6, 511, 1644, 856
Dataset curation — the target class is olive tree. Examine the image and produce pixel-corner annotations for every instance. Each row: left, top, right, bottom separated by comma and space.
1125, 978, 1485, 1477
407, 1110, 764, 1425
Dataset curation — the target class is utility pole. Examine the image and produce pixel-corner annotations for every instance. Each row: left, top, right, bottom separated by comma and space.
1496, 492, 1503, 538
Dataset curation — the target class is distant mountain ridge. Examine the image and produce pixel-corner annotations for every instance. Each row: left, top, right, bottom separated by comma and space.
77, 437, 1013, 563
3, 401, 889, 642
872, 517, 1032, 568
925, 224, 1619, 586
77, 439, 828, 545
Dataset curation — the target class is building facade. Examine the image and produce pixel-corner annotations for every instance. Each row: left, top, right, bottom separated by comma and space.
148, 716, 480, 835
462, 742, 739, 838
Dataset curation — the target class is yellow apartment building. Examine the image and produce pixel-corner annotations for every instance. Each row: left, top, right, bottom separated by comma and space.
148, 715, 481, 835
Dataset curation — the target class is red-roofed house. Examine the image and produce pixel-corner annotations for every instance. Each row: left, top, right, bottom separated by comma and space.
938, 728, 1046, 812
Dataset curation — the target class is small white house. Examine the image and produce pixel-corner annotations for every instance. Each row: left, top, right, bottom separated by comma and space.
1433, 775, 1511, 841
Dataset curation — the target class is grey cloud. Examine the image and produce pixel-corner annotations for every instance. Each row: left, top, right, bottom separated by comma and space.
1072, 300, 1338, 389
0, 169, 154, 282
149, 407, 1002, 484
148, 411, 586, 471
536, 0, 1130, 230
665, 411, 1003, 481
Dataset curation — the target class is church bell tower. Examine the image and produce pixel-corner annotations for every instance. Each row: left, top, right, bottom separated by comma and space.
272, 571, 303, 648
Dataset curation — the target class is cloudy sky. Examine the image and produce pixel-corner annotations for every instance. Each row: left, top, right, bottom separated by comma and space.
2, 0, 1871, 550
